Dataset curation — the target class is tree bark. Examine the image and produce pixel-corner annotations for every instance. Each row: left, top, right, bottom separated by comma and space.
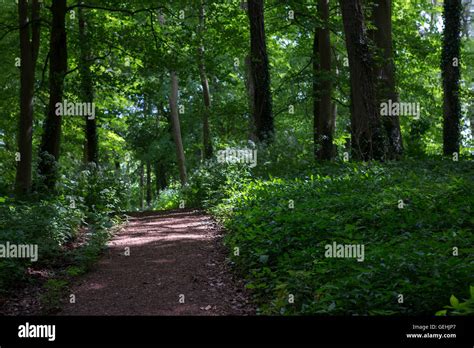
146, 160, 152, 207
15, 0, 41, 196
139, 162, 144, 210
198, 0, 213, 160
155, 160, 167, 195
315, 0, 334, 160
78, 3, 98, 165
340, 0, 386, 160
442, 0, 462, 156
248, 0, 273, 142
245, 54, 257, 141
369, 0, 403, 159
37, 0, 68, 190
169, 71, 187, 185
313, 22, 320, 159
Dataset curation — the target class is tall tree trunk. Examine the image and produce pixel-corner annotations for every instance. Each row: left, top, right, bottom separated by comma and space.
442, 0, 462, 156
313, 24, 320, 159
78, 3, 98, 165
15, 0, 41, 195
154, 162, 161, 196
315, 0, 334, 160
245, 54, 257, 141
155, 160, 167, 195
146, 160, 152, 207
169, 71, 187, 185
248, 0, 273, 142
37, 0, 68, 190
340, 0, 386, 160
369, 0, 403, 159
198, 0, 213, 160
331, 101, 337, 155
139, 162, 144, 210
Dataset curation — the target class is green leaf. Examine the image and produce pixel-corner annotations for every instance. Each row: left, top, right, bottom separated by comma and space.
450, 295, 459, 308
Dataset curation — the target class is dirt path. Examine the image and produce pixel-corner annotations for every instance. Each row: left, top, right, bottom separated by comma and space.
60, 210, 254, 315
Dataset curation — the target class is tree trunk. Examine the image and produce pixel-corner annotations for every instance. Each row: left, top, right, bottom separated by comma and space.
245, 55, 257, 141
169, 71, 187, 185
315, 0, 334, 160
248, 0, 273, 142
155, 161, 167, 195
340, 0, 386, 160
313, 23, 320, 159
369, 0, 403, 159
37, 0, 68, 190
331, 101, 337, 155
139, 162, 144, 210
15, 0, 41, 196
155, 163, 160, 196
146, 160, 152, 207
78, 3, 98, 165
442, 0, 462, 156
198, 0, 213, 160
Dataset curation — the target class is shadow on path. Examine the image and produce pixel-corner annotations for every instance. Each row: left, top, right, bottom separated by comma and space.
60, 209, 254, 315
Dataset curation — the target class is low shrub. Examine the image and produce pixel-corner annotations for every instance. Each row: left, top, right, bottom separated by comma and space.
207, 160, 473, 315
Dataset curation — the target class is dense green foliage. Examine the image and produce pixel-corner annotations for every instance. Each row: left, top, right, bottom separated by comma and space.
0, 166, 128, 294
182, 159, 473, 315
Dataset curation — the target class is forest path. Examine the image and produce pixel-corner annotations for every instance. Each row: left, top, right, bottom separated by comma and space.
60, 209, 254, 315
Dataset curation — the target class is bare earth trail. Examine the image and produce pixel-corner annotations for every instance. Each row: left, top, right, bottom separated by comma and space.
60, 210, 254, 315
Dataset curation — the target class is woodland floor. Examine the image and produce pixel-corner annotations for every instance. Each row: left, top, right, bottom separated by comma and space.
59, 209, 254, 315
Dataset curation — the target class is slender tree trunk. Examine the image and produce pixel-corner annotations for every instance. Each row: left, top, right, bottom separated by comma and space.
15, 0, 40, 195
315, 0, 334, 160
245, 54, 257, 141
155, 162, 160, 196
248, 0, 273, 142
442, 0, 462, 156
369, 0, 403, 159
155, 161, 167, 195
340, 0, 386, 160
78, 3, 98, 164
37, 0, 68, 190
139, 162, 144, 210
169, 71, 187, 185
155, 163, 159, 197
154, 104, 167, 196
146, 160, 152, 207
313, 24, 320, 159
331, 101, 337, 155
198, 0, 213, 159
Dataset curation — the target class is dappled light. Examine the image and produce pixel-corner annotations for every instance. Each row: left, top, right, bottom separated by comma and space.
0, 0, 473, 345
